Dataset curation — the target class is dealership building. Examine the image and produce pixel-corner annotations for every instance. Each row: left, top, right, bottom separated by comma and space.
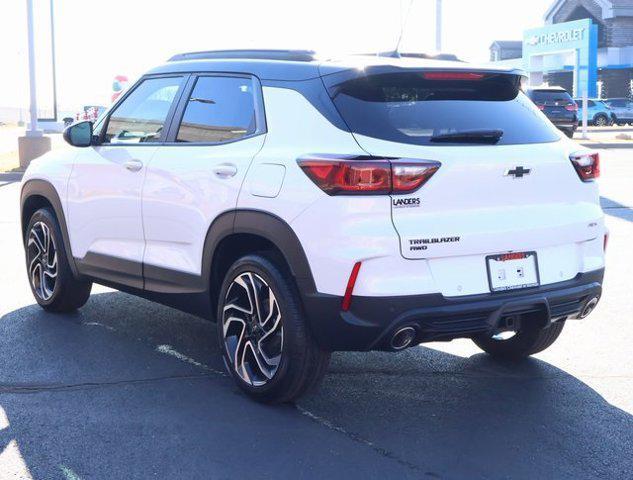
490, 0, 633, 98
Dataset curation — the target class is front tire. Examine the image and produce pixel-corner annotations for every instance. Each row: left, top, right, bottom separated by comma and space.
217, 254, 330, 403
25, 208, 92, 312
472, 321, 565, 360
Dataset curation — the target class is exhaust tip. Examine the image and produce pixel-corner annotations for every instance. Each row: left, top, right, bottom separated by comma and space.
390, 326, 417, 351
579, 297, 599, 319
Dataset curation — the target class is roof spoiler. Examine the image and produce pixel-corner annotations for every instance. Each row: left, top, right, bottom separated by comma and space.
353, 51, 463, 62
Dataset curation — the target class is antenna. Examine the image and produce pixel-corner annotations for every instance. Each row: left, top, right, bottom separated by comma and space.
395, 0, 414, 55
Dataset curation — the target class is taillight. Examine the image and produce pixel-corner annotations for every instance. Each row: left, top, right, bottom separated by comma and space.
421, 71, 486, 81
298, 156, 440, 195
537, 104, 545, 111
604, 232, 609, 252
570, 151, 600, 181
565, 103, 578, 112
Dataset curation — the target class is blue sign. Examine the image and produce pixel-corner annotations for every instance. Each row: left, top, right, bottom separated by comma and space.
523, 18, 598, 97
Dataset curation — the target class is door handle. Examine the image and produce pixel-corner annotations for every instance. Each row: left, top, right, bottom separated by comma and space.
124, 159, 143, 172
213, 163, 238, 178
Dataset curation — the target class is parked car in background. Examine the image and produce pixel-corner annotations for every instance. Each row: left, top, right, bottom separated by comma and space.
526, 86, 577, 138
75, 105, 106, 124
604, 98, 633, 125
574, 99, 614, 126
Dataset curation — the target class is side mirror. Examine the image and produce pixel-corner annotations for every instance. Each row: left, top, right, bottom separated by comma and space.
63, 121, 94, 147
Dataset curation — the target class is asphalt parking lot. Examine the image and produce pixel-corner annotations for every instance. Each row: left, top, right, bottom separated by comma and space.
0, 146, 632, 479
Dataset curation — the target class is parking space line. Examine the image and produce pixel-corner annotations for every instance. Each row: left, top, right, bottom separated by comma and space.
155, 344, 227, 377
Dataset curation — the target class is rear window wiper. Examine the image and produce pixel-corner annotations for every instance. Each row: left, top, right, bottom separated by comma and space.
429, 129, 504, 144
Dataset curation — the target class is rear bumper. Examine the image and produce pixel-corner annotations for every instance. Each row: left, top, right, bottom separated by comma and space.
553, 122, 577, 131
303, 269, 604, 351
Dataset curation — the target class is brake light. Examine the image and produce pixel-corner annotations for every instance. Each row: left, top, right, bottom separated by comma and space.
421, 72, 486, 81
565, 103, 578, 112
570, 151, 600, 181
604, 232, 609, 252
298, 156, 440, 195
537, 104, 545, 111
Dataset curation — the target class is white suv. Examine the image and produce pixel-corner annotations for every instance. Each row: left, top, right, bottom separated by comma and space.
20, 50, 606, 403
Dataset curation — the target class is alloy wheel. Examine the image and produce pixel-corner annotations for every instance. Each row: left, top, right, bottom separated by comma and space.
595, 116, 607, 127
222, 272, 283, 386
27, 221, 58, 301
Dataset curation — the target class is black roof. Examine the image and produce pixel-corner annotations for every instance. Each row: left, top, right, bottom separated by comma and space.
146, 49, 523, 82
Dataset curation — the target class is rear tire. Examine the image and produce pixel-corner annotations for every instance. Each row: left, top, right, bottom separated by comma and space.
472, 321, 565, 360
593, 114, 608, 127
217, 253, 330, 403
25, 208, 92, 312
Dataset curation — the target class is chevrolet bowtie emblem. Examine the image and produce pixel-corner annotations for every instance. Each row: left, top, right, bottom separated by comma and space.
505, 166, 531, 178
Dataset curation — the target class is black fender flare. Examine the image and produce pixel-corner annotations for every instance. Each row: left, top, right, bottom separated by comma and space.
20, 179, 80, 278
202, 209, 317, 296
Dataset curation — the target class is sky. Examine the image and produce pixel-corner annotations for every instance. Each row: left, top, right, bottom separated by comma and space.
1, 0, 553, 115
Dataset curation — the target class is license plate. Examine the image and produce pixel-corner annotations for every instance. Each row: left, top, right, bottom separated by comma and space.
486, 252, 540, 292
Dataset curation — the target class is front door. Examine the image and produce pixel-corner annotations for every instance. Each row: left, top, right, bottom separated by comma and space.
66, 75, 186, 287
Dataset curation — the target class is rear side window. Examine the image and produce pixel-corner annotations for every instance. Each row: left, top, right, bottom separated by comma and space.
104, 76, 184, 144
176, 76, 257, 143
326, 72, 560, 146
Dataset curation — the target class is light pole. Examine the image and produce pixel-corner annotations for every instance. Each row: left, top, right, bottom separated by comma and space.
435, 0, 442, 52
26, 0, 40, 137
18, 0, 52, 168
49, 0, 58, 123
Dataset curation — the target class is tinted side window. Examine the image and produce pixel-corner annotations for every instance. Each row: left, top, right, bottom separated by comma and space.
609, 99, 625, 107
176, 76, 256, 143
104, 77, 184, 144
587, 100, 596, 107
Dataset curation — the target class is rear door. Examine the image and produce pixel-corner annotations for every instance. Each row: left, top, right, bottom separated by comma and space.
67, 75, 185, 287
625, 100, 633, 120
324, 69, 603, 296
141, 74, 266, 289
608, 99, 628, 121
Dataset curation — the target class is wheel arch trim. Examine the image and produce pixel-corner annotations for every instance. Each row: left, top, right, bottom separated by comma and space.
20, 179, 80, 277
202, 209, 317, 296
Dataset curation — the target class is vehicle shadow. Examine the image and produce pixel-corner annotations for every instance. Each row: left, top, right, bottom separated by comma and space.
601, 196, 633, 222
0, 291, 631, 479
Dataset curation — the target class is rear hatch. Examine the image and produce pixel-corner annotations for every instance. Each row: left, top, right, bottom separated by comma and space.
323, 66, 603, 296
529, 89, 577, 123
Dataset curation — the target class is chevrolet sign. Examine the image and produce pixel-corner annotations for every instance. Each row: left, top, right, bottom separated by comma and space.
526, 27, 586, 47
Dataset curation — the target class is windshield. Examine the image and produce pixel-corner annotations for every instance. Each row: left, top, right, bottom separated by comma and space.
326, 71, 560, 146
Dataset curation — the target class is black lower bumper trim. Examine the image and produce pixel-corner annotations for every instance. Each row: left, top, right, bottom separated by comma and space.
303, 269, 604, 352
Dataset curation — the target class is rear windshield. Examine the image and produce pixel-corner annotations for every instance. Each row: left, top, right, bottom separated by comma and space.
529, 90, 573, 103
326, 71, 560, 146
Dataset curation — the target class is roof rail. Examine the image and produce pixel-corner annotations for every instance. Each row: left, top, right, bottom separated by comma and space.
168, 49, 317, 63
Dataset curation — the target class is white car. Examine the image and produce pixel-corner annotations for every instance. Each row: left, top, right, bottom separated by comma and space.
20, 50, 605, 403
